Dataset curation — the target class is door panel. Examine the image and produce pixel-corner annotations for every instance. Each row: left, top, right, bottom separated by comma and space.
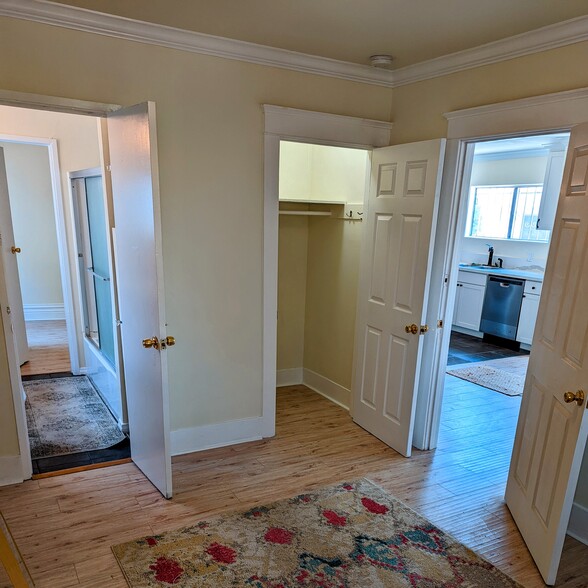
505, 122, 588, 585
0, 148, 29, 365
352, 140, 446, 457
107, 103, 172, 499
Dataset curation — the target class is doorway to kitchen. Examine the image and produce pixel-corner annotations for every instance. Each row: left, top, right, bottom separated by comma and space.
439, 131, 570, 463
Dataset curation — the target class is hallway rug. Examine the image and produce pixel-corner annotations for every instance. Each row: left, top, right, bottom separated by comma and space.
112, 478, 520, 587
446, 355, 529, 396
25, 375, 125, 459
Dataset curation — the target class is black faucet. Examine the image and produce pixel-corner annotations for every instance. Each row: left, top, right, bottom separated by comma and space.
486, 244, 494, 267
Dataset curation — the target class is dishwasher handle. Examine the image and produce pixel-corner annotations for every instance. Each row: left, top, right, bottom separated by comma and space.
488, 276, 524, 288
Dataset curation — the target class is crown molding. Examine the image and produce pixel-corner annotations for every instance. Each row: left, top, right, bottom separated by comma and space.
0, 0, 395, 87
1, 0, 587, 89
392, 16, 588, 87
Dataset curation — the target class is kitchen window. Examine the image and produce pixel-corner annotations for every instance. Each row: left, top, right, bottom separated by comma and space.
466, 184, 550, 242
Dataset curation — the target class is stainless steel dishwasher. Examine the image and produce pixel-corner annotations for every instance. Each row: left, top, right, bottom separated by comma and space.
480, 276, 525, 340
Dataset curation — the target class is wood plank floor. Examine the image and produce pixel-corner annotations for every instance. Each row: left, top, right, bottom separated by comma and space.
20, 320, 71, 377
0, 382, 586, 587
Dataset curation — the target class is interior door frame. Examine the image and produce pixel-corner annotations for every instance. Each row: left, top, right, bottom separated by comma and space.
261, 105, 392, 437
416, 87, 588, 452
0, 91, 122, 484
0, 133, 81, 374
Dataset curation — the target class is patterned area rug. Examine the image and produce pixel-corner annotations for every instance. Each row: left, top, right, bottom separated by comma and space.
446, 355, 529, 396
25, 376, 125, 459
112, 479, 520, 587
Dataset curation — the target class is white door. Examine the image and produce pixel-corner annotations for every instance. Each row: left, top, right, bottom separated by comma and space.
352, 140, 446, 457
505, 122, 588, 585
0, 148, 29, 366
107, 102, 172, 499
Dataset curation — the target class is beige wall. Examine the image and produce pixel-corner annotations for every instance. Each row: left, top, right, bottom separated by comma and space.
277, 214, 308, 370
0, 16, 393, 434
0, 142, 63, 306
390, 42, 588, 144
303, 215, 363, 398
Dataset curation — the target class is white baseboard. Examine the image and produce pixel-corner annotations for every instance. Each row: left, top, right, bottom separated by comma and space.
171, 416, 264, 456
276, 367, 303, 387
23, 303, 65, 321
567, 501, 588, 546
0, 455, 24, 487
303, 368, 350, 411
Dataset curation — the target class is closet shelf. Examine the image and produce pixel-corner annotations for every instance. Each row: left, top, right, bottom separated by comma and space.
279, 210, 332, 217
279, 199, 346, 205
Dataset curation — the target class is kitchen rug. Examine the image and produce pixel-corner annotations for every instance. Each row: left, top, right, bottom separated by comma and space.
112, 478, 520, 587
25, 375, 125, 459
446, 355, 529, 396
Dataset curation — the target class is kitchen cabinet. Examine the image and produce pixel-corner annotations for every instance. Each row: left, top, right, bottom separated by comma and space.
516, 280, 542, 345
453, 271, 487, 332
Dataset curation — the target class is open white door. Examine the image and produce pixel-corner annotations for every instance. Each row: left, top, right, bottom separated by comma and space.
505, 123, 588, 585
107, 102, 172, 499
0, 148, 29, 366
352, 139, 446, 457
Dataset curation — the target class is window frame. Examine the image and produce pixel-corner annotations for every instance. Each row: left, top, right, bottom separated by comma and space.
466, 183, 548, 242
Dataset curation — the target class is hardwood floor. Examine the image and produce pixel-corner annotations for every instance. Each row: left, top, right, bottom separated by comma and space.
20, 320, 71, 377
0, 384, 586, 587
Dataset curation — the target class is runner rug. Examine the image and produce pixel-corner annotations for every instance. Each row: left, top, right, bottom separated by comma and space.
24, 375, 125, 459
112, 478, 520, 587
446, 355, 529, 397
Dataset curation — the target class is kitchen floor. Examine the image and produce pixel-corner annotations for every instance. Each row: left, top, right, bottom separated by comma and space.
447, 331, 530, 366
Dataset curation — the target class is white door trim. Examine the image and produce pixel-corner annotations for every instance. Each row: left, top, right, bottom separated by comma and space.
418, 87, 588, 451
261, 105, 392, 437
0, 133, 81, 374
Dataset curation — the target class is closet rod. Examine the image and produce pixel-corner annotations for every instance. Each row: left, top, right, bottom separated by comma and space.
279, 211, 331, 217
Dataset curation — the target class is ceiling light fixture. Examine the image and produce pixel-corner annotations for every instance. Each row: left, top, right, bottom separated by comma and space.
369, 55, 394, 69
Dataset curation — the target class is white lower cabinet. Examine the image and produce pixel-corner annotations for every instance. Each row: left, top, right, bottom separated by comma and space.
516, 294, 540, 345
453, 281, 486, 331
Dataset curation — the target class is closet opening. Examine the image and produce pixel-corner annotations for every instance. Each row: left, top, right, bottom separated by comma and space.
276, 140, 369, 409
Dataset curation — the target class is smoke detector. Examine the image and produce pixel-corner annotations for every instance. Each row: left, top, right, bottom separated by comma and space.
369, 55, 394, 69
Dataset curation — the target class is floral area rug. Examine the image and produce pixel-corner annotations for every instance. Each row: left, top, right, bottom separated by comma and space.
112, 478, 520, 587
25, 375, 125, 458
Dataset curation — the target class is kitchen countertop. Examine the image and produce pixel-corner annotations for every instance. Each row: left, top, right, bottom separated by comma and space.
458, 264, 544, 282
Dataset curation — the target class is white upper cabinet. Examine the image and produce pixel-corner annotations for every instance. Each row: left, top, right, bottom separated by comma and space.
537, 150, 567, 232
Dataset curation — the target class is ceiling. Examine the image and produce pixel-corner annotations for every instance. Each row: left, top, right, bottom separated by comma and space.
474, 133, 571, 157
53, 0, 588, 68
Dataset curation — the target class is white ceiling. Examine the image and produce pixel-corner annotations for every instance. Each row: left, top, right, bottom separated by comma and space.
55, 0, 588, 68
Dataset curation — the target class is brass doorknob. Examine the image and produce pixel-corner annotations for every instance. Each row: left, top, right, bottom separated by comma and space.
405, 324, 419, 335
142, 336, 160, 350
164, 336, 176, 347
563, 390, 585, 406
11, 246, 21, 254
